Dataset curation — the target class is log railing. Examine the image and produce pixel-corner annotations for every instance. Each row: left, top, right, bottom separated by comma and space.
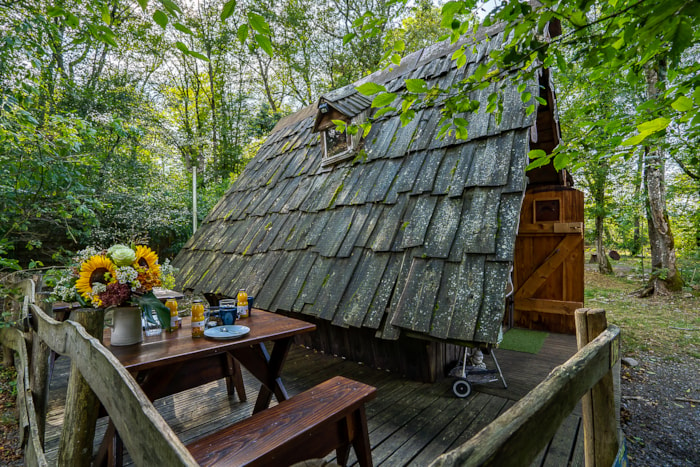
2, 279, 620, 466
0, 279, 194, 465
431, 308, 621, 466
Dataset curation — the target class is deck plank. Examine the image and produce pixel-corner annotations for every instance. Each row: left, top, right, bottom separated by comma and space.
42, 331, 581, 466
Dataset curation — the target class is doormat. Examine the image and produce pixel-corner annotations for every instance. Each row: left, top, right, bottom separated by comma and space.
499, 329, 549, 354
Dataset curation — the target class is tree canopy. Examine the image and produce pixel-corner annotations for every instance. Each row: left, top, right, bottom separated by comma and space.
1, 0, 699, 292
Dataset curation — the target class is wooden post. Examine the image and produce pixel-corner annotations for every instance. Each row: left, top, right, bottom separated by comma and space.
57, 308, 104, 466
575, 308, 619, 467
29, 297, 55, 446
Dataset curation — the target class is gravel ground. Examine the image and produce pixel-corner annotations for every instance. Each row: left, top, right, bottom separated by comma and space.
620, 353, 700, 466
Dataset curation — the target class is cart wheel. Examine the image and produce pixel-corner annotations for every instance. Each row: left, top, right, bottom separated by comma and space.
452, 378, 471, 398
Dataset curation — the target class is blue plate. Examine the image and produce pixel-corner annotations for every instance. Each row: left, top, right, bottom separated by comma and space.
204, 325, 250, 340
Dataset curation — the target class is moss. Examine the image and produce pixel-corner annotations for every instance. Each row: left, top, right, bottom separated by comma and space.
242, 239, 253, 256
265, 222, 273, 230
450, 158, 460, 176
321, 273, 331, 288
401, 221, 410, 230
201, 269, 209, 279
352, 149, 368, 164
285, 225, 296, 243
328, 182, 344, 208
266, 168, 279, 185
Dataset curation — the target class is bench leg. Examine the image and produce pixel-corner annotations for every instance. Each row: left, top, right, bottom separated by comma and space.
351, 406, 373, 467
336, 407, 373, 467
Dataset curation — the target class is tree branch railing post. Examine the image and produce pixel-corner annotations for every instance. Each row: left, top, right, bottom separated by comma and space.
430, 308, 621, 467
0, 279, 197, 465
575, 308, 621, 467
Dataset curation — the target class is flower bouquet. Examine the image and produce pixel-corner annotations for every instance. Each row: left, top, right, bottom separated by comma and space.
50, 244, 176, 329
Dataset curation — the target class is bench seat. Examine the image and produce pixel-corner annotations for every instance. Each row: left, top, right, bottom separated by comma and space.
187, 376, 377, 466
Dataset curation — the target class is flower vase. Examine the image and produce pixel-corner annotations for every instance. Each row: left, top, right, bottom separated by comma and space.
109, 306, 143, 346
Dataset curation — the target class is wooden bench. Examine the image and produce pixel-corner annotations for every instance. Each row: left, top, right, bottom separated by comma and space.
187, 376, 377, 466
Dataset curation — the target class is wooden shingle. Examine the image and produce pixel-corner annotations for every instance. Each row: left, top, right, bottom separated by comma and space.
173, 26, 550, 346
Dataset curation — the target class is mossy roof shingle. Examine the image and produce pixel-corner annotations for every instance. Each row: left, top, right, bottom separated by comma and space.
173, 25, 543, 345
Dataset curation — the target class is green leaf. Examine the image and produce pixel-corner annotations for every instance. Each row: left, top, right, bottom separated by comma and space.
405, 79, 428, 93
637, 117, 670, 134
553, 152, 569, 170
237, 24, 248, 44
158, 0, 182, 16
570, 11, 587, 28
153, 10, 168, 29
528, 149, 547, 160
188, 50, 210, 61
343, 33, 356, 45
221, 0, 237, 21
100, 6, 112, 24
456, 54, 467, 68
394, 40, 405, 52
391, 54, 401, 65
441, 1, 462, 28
46, 6, 65, 17
360, 122, 372, 138
371, 92, 396, 108
173, 22, 193, 35
175, 41, 189, 54
255, 34, 273, 56
521, 91, 532, 103
526, 156, 551, 170
525, 104, 536, 116
248, 12, 270, 35
621, 133, 648, 146
356, 82, 386, 96
373, 107, 396, 118
400, 109, 415, 127
671, 96, 693, 112
137, 0, 148, 11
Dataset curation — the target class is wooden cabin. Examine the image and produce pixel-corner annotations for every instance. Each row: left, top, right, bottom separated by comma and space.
172, 23, 583, 382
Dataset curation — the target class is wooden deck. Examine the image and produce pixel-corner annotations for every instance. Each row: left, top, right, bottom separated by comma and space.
43, 332, 583, 466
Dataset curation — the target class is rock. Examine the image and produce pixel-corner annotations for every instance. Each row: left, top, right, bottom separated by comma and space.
622, 357, 639, 367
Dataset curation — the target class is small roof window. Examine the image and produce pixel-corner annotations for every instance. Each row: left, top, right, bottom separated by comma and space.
313, 98, 369, 166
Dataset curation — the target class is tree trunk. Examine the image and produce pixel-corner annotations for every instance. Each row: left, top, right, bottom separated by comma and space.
631, 149, 643, 256
640, 63, 683, 296
592, 160, 613, 274
595, 215, 613, 275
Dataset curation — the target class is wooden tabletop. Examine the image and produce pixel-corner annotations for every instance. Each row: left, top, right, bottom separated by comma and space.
105, 309, 316, 371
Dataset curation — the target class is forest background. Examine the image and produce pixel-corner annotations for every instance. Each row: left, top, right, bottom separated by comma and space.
1, 0, 699, 293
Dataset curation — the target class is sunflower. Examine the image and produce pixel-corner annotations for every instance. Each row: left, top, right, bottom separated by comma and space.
75, 255, 117, 306
134, 245, 161, 289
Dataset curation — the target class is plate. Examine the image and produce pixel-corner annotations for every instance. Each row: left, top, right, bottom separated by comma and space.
204, 325, 250, 340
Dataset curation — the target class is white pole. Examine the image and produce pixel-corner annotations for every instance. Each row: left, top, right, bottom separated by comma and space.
192, 167, 198, 234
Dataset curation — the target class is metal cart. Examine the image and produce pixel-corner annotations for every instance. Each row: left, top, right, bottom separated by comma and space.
450, 347, 508, 398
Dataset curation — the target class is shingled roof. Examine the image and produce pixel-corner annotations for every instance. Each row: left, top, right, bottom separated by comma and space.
173, 25, 546, 346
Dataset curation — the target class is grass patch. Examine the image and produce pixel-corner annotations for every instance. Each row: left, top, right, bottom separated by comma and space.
585, 268, 700, 361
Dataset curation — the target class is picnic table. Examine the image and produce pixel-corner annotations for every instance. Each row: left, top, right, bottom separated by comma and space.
96, 309, 316, 466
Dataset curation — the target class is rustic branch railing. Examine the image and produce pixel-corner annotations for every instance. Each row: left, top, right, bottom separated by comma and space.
2, 280, 620, 466
0, 279, 194, 465
431, 308, 621, 466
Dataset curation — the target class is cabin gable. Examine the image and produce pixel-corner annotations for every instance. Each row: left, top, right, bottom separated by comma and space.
173, 24, 580, 364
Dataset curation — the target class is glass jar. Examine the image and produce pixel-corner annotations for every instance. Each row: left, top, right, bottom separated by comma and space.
165, 299, 178, 332
191, 299, 205, 337
237, 289, 248, 319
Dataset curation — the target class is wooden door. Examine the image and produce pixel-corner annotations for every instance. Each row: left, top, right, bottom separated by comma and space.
513, 187, 584, 334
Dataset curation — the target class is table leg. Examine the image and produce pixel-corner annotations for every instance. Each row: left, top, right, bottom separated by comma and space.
94, 420, 123, 467
232, 337, 292, 413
